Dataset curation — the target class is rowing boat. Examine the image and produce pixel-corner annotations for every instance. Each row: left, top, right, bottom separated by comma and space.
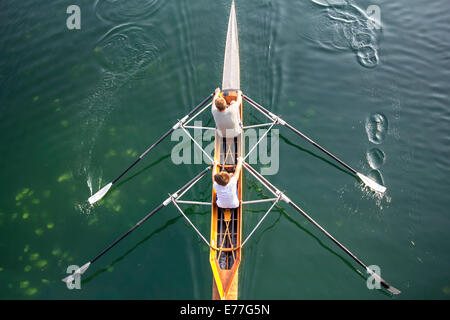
210, 0, 242, 300
65, 0, 400, 299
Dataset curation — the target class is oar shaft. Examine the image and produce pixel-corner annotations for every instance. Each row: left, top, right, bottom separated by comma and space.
112, 129, 172, 184
90, 166, 211, 264
243, 162, 277, 195
287, 199, 397, 292
285, 123, 357, 174
244, 162, 366, 269
112, 159, 141, 185
242, 95, 357, 175
91, 203, 164, 263
287, 201, 366, 270
283, 122, 356, 174
176, 166, 212, 198
242, 95, 271, 118
110, 93, 213, 185
185, 94, 214, 118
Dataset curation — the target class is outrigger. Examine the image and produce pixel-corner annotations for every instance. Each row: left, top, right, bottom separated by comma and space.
63, 1, 399, 298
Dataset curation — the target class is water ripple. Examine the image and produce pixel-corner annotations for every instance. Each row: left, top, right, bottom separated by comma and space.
94, 23, 164, 77
300, 0, 382, 68
94, 0, 165, 23
367, 169, 385, 190
365, 113, 388, 144
366, 148, 386, 170
74, 23, 165, 202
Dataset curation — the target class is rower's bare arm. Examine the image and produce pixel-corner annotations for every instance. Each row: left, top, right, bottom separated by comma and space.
233, 157, 243, 178
212, 159, 218, 183
212, 87, 221, 108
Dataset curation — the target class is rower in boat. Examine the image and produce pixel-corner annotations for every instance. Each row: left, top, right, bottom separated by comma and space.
212, 87, 242, 139
212, 157, 243, 209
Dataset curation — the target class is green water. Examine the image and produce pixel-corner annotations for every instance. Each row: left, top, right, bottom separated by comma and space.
1, 0, 449, 299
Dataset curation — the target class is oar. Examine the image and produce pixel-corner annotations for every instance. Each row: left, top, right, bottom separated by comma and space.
242, 95, 386, 194
63, 166, 211, 284
243, 162, 400, 295
88, 94, 213, 205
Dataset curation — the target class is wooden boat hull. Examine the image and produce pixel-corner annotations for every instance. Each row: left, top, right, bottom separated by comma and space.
210, 91, 243, 300
210, 1, 242, 300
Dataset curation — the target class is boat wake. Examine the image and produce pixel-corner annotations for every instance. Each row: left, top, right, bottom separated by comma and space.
74, 23, 165, 201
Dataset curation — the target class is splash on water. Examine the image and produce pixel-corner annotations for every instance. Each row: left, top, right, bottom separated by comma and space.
338, 174, 390, 213
359, 182, 391, 210
75, 202, 93, 215
74, 168, 102, 215
357, 169, 390, 209
86, 175, 93, 196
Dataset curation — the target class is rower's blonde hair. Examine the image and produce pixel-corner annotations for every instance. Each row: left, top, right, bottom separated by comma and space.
215, 97, 227, 111
214, 171, 230, 186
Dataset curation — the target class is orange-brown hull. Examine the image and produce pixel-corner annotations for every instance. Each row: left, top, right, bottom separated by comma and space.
210, 91, 243, 300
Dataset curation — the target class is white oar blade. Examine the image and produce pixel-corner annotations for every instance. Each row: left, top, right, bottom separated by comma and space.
61, 262, 91, 283
357, 173, 386, 194
88, 182, 113, 205
367, 267, 401, 295
386, 285, 401, 295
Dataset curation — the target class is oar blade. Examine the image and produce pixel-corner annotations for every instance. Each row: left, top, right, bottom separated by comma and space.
357, 173, 386, 194
368, 267, 401, 295
385, 285, 401, 295
61, 262, 91, 284
88, 183, 113, 205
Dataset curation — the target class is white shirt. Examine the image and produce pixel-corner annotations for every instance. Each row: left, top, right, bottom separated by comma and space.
213, 177, 239, 208
212, 101, 241, 137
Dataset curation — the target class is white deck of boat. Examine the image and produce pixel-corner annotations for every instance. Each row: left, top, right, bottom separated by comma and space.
222, 1, 240, 91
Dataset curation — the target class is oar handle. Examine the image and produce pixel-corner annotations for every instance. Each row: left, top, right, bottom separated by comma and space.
243, 95, 357, 175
